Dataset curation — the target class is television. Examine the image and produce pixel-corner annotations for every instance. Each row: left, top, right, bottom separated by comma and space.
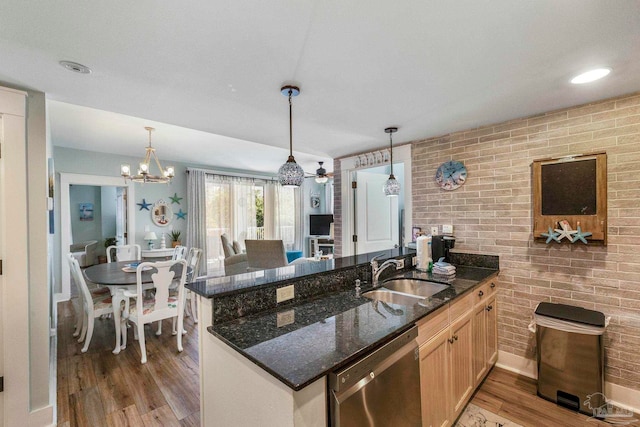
309, 214, 333, 236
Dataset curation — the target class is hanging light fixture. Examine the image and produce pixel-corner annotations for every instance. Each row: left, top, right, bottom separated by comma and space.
277, 85, 305, 187
383, 127, 400, 197
315, 161, 329, 184
120, 127, 175, 184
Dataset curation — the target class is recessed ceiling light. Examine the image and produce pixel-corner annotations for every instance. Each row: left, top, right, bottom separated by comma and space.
59, 60, 92, 74
571, 68, 611, 84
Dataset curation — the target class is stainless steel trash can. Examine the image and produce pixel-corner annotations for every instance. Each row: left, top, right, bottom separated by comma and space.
533, 302, 607, 415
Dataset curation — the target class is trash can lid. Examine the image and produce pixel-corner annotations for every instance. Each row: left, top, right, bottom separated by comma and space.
535, 302, 605, 327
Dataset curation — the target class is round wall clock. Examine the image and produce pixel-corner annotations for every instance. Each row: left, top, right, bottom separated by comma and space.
435, 160, 467, 191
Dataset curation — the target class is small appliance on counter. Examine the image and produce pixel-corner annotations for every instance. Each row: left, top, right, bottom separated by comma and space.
431, 235, 456, 262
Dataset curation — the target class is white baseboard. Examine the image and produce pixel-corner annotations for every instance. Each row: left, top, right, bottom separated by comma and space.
496, 350, 640, 413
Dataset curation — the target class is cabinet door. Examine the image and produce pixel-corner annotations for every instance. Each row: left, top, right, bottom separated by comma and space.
472, 301, 487, 386
486, 295, 498, 366
420, 328, 451, 427
450, 311, 473, 420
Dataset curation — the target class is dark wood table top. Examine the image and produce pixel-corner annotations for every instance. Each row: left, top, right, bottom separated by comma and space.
83, 261, 188, 286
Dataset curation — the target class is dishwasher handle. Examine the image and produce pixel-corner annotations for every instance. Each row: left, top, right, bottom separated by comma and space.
330, 326, 418, 393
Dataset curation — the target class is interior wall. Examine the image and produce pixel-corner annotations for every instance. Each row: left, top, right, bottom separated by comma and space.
411, 91, 640, 391
69, 185, 102, 244
302, 178, 331, 256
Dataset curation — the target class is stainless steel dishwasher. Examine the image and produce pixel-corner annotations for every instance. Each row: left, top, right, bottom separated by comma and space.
329, 326, 421, 427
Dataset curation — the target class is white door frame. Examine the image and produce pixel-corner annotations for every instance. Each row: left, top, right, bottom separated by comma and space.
340, 144, 412, 256
58, 173, 135, 301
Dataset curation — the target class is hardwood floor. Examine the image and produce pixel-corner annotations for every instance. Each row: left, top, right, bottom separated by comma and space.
56, 300, 200, 426
58, 299, 638, 427
471, 367, 640, 427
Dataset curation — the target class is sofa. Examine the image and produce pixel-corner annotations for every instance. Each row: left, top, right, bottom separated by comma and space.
221, 233, 249, 276
70, 240, 99, 267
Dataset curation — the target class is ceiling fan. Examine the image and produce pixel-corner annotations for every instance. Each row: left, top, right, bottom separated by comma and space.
305, 161, 333, 183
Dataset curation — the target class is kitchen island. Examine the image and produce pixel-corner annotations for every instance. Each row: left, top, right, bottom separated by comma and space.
187, 250, 499, 426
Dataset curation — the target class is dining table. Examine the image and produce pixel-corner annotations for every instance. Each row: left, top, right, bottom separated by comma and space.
83, 260, 189, 354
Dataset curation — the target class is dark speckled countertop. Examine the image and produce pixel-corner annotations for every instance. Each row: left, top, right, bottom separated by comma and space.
209, 264, 499, 391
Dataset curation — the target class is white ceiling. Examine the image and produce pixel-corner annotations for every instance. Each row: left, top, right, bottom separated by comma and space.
1, 1, 639, 175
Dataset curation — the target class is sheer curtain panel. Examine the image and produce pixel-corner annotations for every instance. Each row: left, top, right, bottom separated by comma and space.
186, 169, 207, 277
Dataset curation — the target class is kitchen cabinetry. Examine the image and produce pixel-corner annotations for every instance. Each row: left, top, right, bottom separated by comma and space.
418, 279, 497, 427
472, 281, 498, 386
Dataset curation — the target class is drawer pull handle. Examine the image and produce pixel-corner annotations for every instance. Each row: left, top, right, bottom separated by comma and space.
478, 290, 484, 297
490, 283, 496, 289
448, 338, 455, 344
486, 305, 493, 312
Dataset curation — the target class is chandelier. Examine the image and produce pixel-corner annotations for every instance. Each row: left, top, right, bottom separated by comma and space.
121, 127, 175, 184
277, 85, 305, 187
382, 127, 400, 197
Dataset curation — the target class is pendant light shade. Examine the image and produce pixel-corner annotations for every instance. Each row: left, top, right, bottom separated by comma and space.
278, 85, 304, 187
383, 127, 400, 197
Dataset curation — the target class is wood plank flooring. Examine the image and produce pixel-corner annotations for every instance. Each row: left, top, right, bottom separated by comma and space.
471, 367, 640, 427
58, 299, 638, 427
57, 300, 200, 427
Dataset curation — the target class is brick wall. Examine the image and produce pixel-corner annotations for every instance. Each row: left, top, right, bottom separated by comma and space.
411, 92, 640, 391
333, 158, 342, 257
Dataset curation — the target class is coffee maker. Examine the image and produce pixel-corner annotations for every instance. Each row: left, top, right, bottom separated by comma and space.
432, 235, 456, 263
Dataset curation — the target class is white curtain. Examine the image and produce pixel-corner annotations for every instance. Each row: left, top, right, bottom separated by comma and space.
204, 175, 257, 274
264, 181, 301, 250
186, 169, 207, 277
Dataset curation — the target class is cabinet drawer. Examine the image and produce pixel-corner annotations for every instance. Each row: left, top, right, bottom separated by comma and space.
416, 305, 449, 346
474, 280, 498, 304
450, 291, 474, 322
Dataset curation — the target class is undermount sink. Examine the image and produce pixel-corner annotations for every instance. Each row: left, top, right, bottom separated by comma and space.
362, 280, 450, 306
382, 278, 450, 299
362, 289, 424, 306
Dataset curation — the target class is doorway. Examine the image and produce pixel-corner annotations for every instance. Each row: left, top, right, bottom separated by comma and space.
339, 145, 412, 257
58, 173, 136, 302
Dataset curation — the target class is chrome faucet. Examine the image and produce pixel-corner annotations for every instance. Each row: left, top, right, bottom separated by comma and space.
371, 256, 402, 287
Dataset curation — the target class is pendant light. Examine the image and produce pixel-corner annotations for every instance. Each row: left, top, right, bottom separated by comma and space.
120, 127, 175, 184
383, 127, 400, 197
277, 85, 305, 187
315, 161, 329, 184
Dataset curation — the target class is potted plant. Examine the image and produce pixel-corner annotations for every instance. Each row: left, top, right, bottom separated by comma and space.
101, 237, 117, 263
170, 230, 182, 248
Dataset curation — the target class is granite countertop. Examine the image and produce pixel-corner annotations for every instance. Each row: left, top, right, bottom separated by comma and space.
187, 247, 414, 298
209, 264, 499, 391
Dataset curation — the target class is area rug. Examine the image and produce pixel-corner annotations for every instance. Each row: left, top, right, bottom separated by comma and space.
455, 403, 524, 427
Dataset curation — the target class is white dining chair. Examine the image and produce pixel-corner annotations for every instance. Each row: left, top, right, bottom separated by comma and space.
120, 259, 187, 364
107, 244, 141, 263
184, 247, 203, 323
67, 253, 114, 352
172, 245, 187, 260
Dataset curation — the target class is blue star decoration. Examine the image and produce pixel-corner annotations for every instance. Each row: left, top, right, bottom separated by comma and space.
541, 226, 560, 244
175, 209, 187, 220
137, 198, 151, 211
572, 226, 592, 244
169, 193, 183, 204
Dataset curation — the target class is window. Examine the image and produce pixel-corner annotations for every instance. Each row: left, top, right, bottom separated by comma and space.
203, 175, 302, 275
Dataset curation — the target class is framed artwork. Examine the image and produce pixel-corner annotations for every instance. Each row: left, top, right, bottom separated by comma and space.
48, 158, 55, 233
79, 203, 94, 221
310, 195, 320, 209
412, 226, 422, 242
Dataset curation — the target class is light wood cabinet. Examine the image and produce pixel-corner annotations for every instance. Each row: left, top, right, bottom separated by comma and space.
450, 311, 473, 420
420, 327, 452, 427
418, 278, 498, 427
472, 281, 498, 387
